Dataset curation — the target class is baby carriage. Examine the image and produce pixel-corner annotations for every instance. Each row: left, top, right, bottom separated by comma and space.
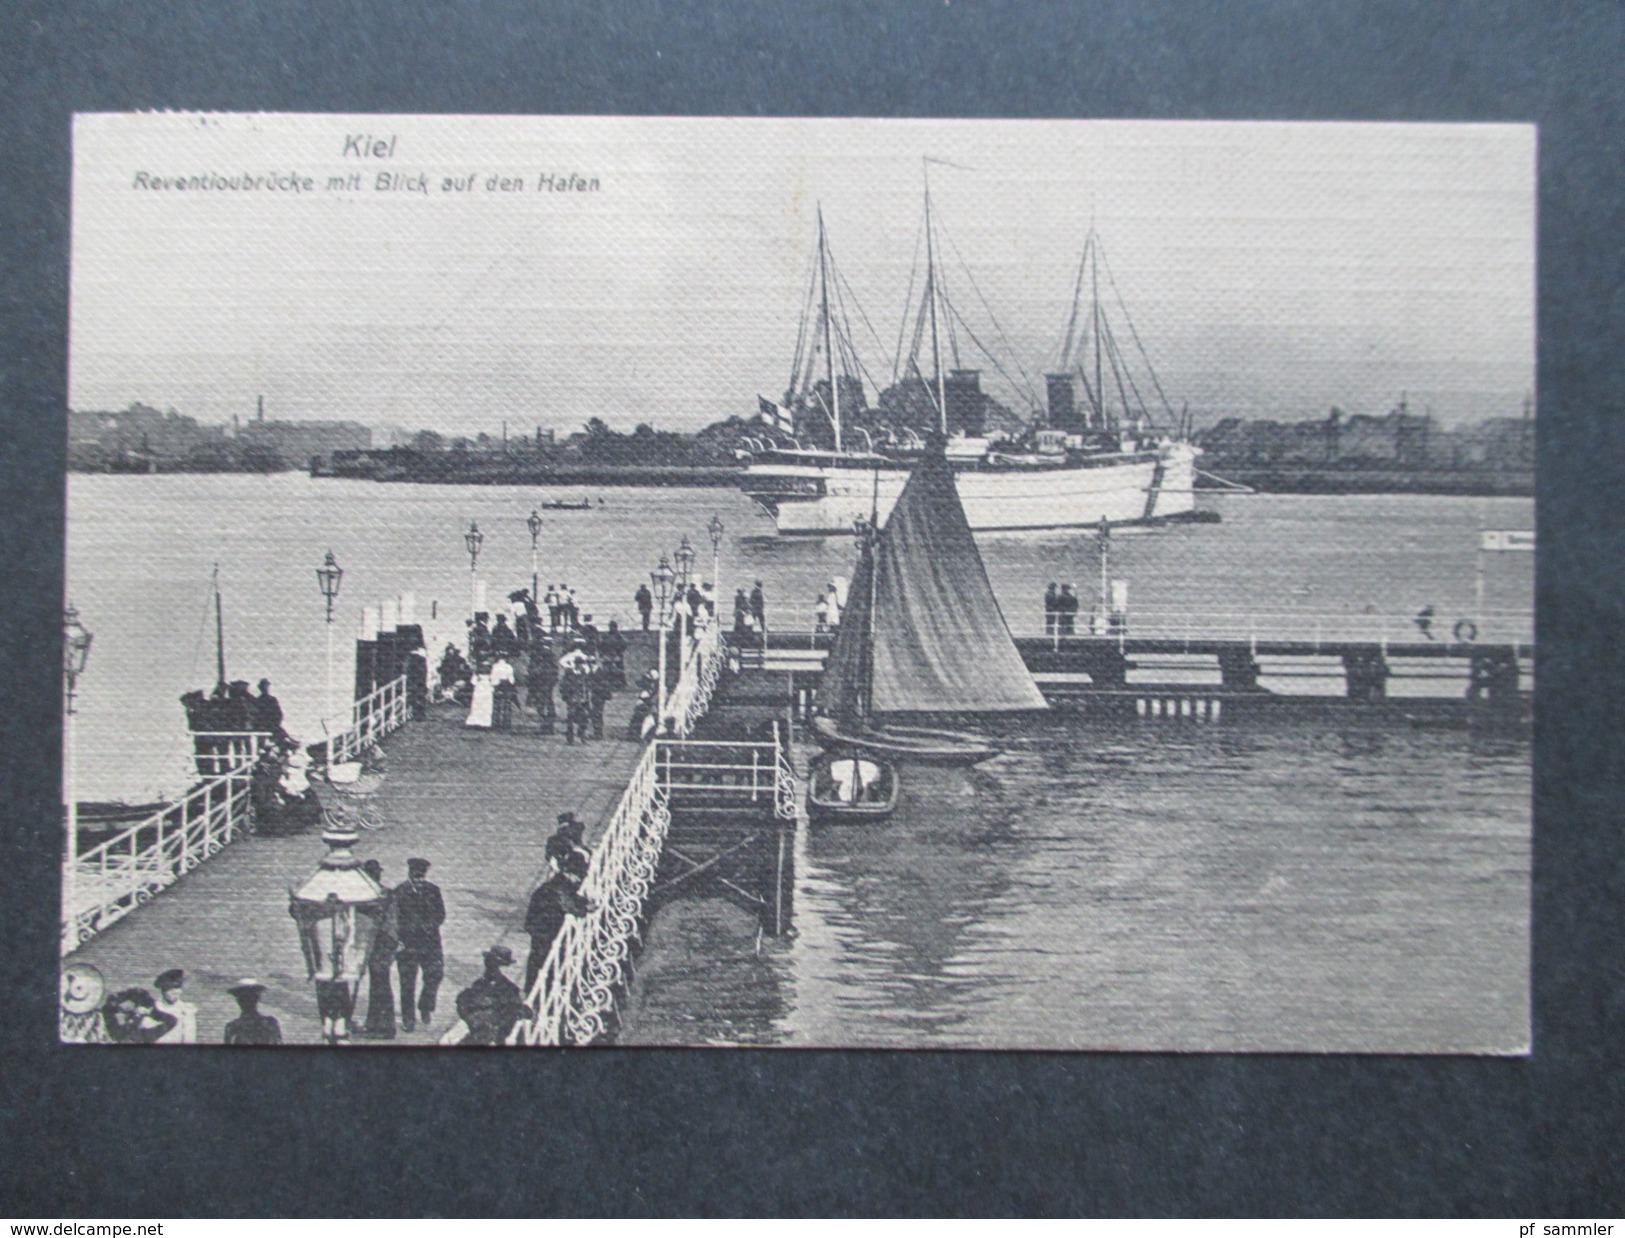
311, 741, 388, 832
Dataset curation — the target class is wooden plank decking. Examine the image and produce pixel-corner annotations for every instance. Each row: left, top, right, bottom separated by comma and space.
64, 635, 657, 1046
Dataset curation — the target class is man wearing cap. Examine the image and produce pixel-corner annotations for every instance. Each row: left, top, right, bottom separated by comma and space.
454, 945, 528, 1046
223, 980, 282, 1046
153, 968, 197, 1044
522, 849, 593, 994
544, 813, 589, 874
394, 858, 446, 1032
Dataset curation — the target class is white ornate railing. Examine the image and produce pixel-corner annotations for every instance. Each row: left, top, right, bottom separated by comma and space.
661, 620, 723, 738
510, 741, 670, 1046
324, 675, 410, 765
189, 730, 273, 778
63, 770, 253, 955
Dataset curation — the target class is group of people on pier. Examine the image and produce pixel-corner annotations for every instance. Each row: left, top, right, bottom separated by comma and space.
438, 586, 631, 744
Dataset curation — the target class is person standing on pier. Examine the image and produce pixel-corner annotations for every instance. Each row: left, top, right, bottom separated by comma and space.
522, 850, 592, 994
601, 620, 627, 688
1044, 583, 1060, 636
454, 946, 528, 1045
490, 614, 520, 660
587, 656, 609, 740
358, 860, 398, 1040
558, 641, 592, 744
750, 580, 766, 632
1057, 584, 1079, 636
153, 969, 197, 1044
254, 679, 291, 748
545, 584, 563, 632
491, 655, 518, 731
394, 858, 446, 1032
635, 583, 653, 631
527, 638, 557, 734
222, 980, 282, 1046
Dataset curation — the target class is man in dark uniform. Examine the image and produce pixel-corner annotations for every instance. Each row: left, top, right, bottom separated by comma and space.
523, 851, 592, 994
254, 679, 291, 747
634, 583, 653, 631
454, 946, 528, 1046
750, 580, 766, 630
1044, 583, 1060, 636
394, 858, 446, 1032
587, 657, 608, 740
559, 653, 591, 745
223, 979, 282, 1045
527, 639, 557, 734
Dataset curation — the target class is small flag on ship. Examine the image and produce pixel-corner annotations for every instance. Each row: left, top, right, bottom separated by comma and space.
757, 395, 793, 431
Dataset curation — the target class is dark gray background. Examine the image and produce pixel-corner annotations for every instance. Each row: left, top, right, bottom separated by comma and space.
2, 0, 1620, 1216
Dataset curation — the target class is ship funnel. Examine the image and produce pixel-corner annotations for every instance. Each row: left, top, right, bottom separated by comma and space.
944, 369, 984, 436
1046, 373, 1082, 432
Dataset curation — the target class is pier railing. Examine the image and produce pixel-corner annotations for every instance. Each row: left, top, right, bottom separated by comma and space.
662, 620, 723, 738
324, 674, 410, 765
1022, 607, 1535, 650
63, 769, 253, 955
509, 730, 797, 1047
510, 739, 670, 1046
189, 730, 273, 778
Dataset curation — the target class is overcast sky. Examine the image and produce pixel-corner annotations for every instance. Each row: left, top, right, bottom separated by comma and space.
70, 114, 1534, 433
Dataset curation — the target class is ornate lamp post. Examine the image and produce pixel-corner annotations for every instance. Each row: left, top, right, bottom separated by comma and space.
316, 551, 343, 721
674, 534, 696, 648
464, 521, 484, 621
707, 513, 725, 602
650, 554, 675, 726
526, 508, 543, 603
289, 816, 385, 1045
62, 605, 93, 943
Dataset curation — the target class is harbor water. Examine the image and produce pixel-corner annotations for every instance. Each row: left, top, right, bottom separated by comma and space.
66, 475, 1531, 1050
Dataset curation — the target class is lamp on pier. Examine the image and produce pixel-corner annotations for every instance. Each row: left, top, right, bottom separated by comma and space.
651, 554, 675, 726
288, 816, 385, 1045
707, 513, 725, 592
316, 551, 343, 721
464, 521, 484, 621
673, 535, 696, 646
62, 604, 93, 948
526, 508, 543, 602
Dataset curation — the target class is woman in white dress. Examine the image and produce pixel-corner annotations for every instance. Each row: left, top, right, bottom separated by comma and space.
465, 659, 495, 728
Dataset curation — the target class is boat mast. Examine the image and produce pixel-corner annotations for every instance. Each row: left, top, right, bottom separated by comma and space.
1091, 233, 1104, 430
212, 563, 226, 692
817, 205, 843, 453
924, 178, 948, 437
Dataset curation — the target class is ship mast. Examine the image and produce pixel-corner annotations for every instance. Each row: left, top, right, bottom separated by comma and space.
817, 205, 843, 453
924, 178, 948, 436
1091, 233, 1104, 429
212, 563, 227, 692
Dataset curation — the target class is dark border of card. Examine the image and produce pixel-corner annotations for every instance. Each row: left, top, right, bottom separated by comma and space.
2, 0, 1621, 1218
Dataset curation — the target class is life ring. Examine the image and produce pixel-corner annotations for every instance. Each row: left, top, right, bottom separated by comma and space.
1452, 618, 1479, 643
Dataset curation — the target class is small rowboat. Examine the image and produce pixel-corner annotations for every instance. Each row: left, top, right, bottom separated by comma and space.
806, 751, 899, 822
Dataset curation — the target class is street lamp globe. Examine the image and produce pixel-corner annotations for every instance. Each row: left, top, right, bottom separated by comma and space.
707, 514, 725, 556
464, 521, 484, 568
526, 509, 543, 547
651, 555, 675, 613
674, 535, 696, 587
63, 604, 93, 690
316, 551, 344, 623
289, 816, 386, 1045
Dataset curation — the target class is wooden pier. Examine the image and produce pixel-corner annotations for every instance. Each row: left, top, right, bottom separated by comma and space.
753, 624, 1534, 722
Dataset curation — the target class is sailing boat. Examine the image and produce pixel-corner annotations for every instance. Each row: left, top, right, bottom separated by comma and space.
810, 439, 1048, 787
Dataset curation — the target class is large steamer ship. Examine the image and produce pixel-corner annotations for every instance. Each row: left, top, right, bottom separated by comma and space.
738, 186, 1204, 536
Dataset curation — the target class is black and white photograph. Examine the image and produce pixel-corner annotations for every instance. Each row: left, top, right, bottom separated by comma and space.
60, 113, 1534, 1053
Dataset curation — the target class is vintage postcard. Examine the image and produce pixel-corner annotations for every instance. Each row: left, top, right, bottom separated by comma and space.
61, 114, 1533, 1051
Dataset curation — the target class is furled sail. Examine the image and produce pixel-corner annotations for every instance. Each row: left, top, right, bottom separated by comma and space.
823, 446, 1047, 719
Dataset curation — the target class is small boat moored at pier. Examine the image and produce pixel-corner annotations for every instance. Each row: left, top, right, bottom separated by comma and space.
806, 751, 899, 821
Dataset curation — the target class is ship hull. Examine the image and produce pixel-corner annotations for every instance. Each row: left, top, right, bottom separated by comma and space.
743, 443, 1199, 534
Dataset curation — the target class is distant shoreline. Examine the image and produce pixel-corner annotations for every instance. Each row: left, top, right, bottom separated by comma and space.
69, 460, 1533, 497
1193, 466, 1533, 498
